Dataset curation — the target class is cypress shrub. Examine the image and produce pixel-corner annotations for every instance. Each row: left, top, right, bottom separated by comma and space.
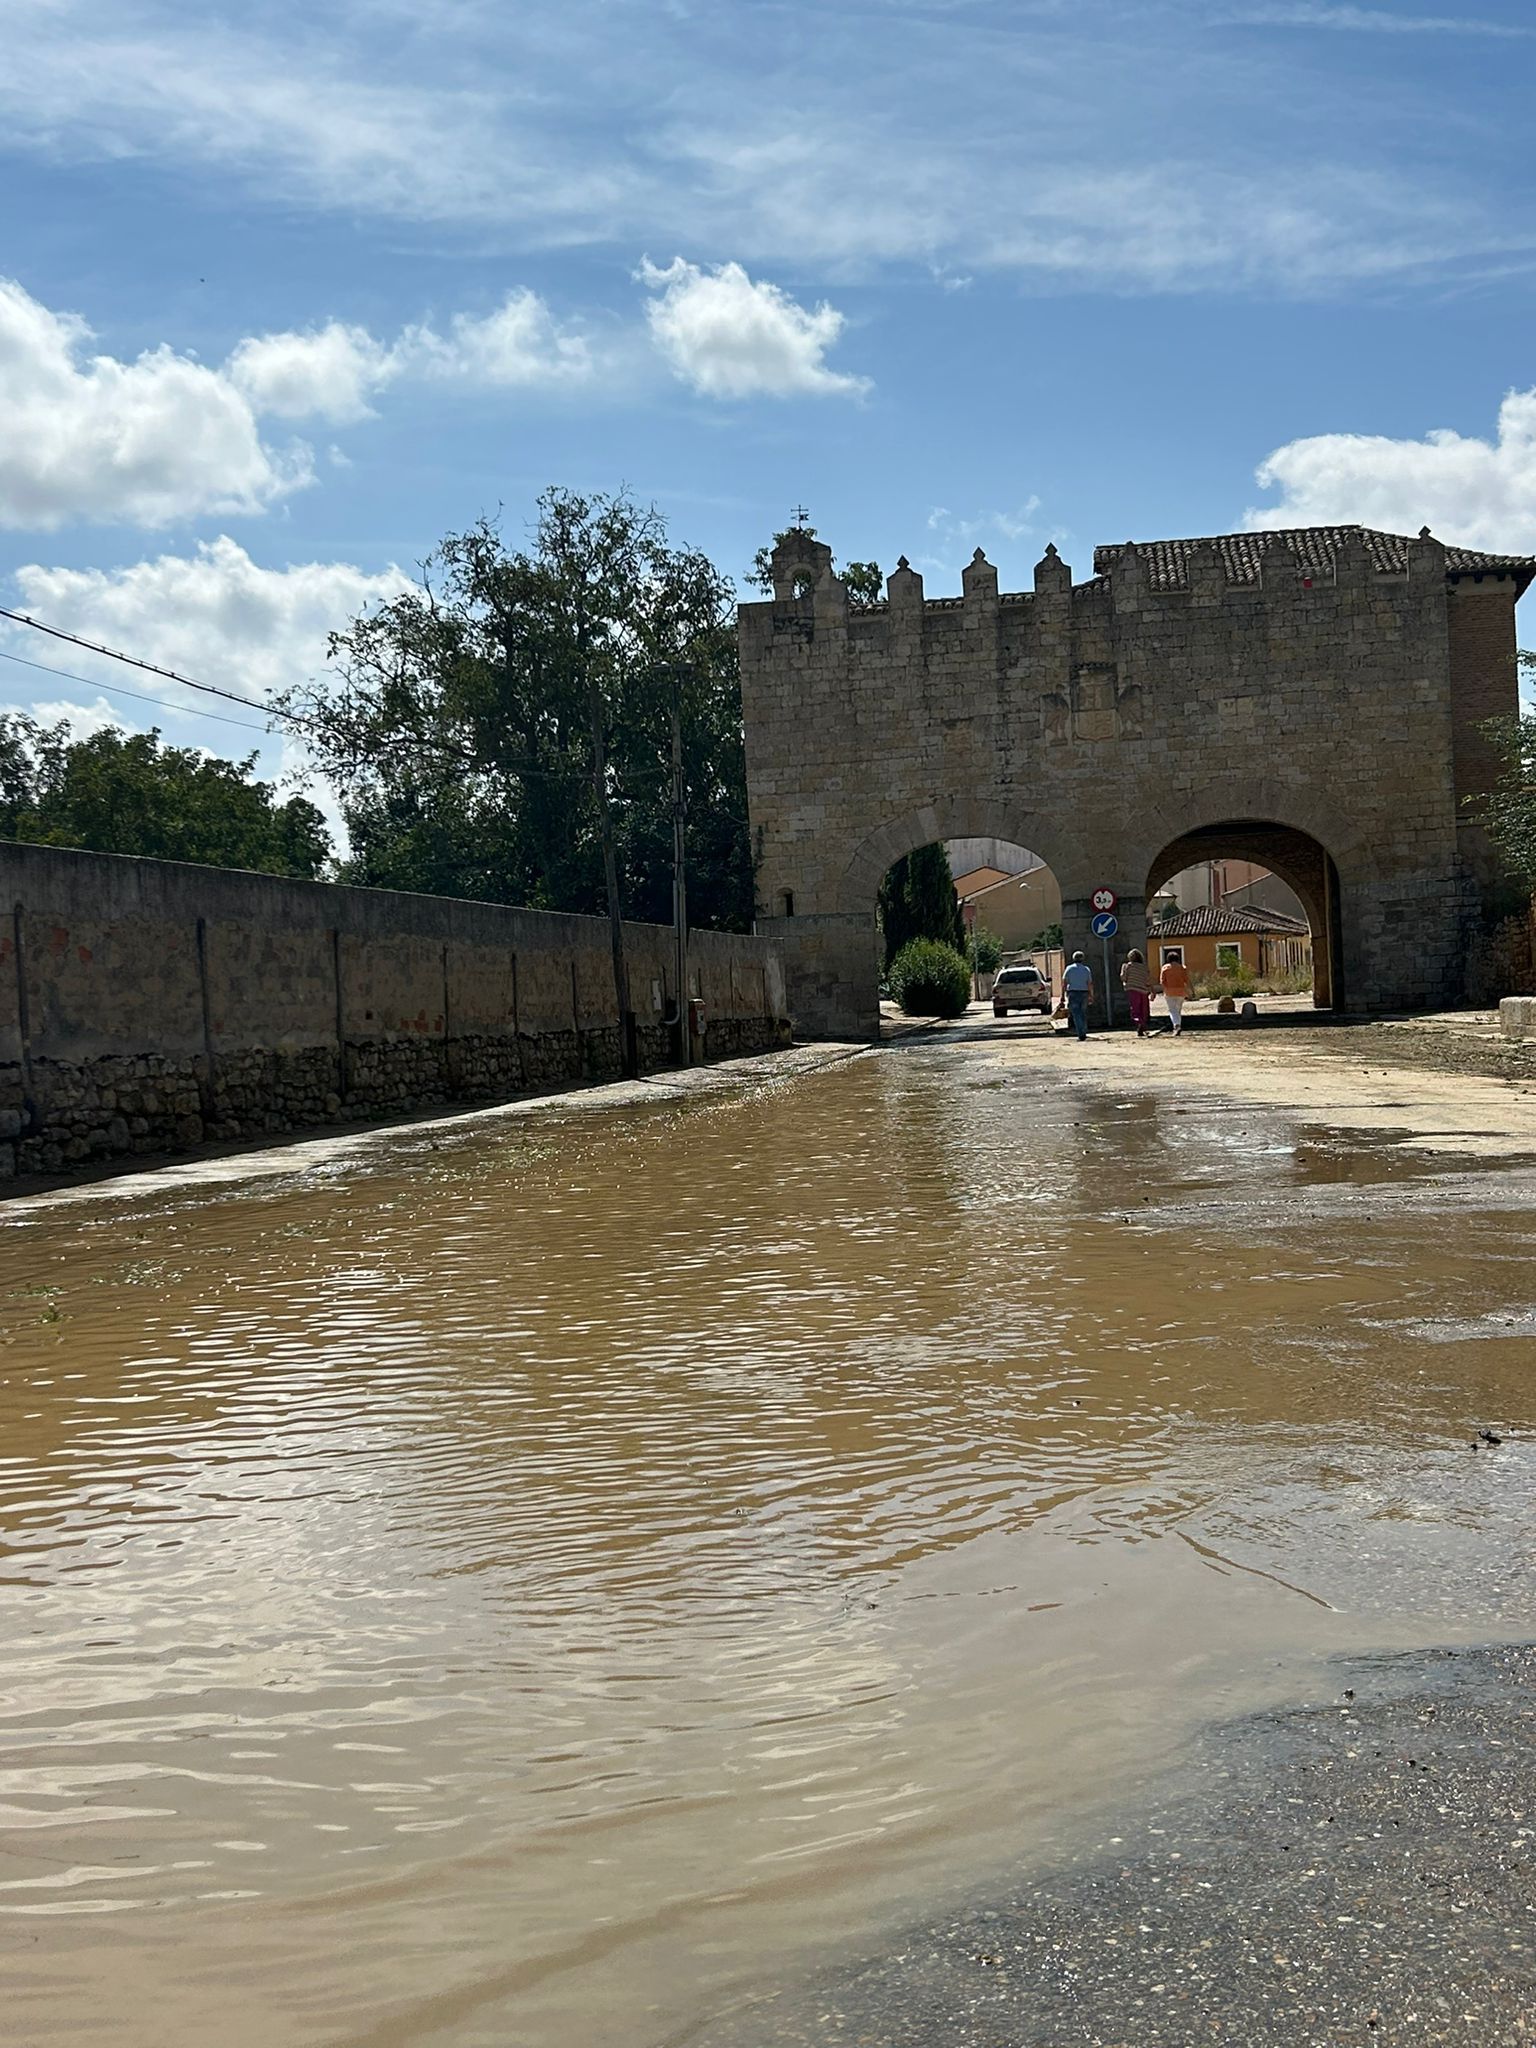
888, 938, 973, 1017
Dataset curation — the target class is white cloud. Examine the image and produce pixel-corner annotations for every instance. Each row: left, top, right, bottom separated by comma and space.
0, 538, 413, 849
228, 294, 592, 425
227, 321, 392, 424
403, 293, 592, 388
4, 537, 411, 714
638, 258, 868, 400
1220, 4, 1532, 35
25, 695, 132, 742
0, 276, 596, 532
4, 0, 1535, 332
0, 9, 527, 230
926, 501, 1045, 546
0, 276, 308, 530
1, 3, 1531, 297
1246, 389, 1536, 553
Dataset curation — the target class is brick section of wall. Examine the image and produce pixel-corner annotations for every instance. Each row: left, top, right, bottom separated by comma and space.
741, 529, 1528, 1036
0, 843, 790, 1180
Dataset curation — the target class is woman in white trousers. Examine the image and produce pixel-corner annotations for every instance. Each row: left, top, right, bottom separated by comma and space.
1159, 953, 1190, 1035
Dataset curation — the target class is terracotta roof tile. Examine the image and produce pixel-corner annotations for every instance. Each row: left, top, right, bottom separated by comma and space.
1091, 525, 1534, 595
1151, 903, 1310, 939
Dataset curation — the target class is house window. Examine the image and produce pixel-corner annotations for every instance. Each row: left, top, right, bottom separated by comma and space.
1163, 945, 1185, 965
1216, 942, 1242, 971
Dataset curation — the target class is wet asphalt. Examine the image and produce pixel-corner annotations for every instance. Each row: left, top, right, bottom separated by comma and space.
694, 1644, 1536, 2047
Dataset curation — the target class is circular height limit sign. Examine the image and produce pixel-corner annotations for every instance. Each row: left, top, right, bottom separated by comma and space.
1091, 887, 1117, 913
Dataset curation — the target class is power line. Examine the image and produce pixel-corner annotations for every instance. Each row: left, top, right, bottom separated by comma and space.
0, 647, 275, 735
0, 605, 295, 721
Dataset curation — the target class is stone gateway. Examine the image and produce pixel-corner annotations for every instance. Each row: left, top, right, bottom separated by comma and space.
739, 523, 1534, 1039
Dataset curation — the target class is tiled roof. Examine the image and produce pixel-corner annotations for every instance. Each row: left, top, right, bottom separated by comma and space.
1151, 903, 1310, 939
1092, 525, 1535, 594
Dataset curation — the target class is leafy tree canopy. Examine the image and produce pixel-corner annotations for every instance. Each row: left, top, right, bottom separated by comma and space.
0, 718, 331, 877
282, 488, 754, 931
878, 843, 965, 966
1472, 652, 1536, 886
970, 925, 1004, 975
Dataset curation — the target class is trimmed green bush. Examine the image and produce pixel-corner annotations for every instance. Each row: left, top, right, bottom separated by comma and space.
888, 938, 973, 1017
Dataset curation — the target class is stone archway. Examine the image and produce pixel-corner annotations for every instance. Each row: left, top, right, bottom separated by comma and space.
801, 801, 1073, 1040
838, 801, 1079, 917
1144, 818, 1343, 1009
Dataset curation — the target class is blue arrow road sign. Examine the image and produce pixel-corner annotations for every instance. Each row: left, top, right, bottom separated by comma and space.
1091, 911, 1119, 939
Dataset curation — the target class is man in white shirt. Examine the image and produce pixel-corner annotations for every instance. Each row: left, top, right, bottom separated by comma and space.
1061, 951, 1094, 1041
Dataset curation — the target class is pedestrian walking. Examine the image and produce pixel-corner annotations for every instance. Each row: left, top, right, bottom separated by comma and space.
1159, 952, 1191, 1036
1121, 948, 1154, 1037
1061, 950, 1094, 1041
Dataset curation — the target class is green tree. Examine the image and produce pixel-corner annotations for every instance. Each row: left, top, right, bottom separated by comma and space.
747, 528, 884, 610
0, 718, 331, 876
840, 560, 884, 608
1471, 652, 1536, 883
878, 843, 965, 966
970, 925, 1004, 975
283, 489, 755, 930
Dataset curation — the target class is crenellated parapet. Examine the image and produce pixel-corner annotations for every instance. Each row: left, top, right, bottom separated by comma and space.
742, 522, 1531, 673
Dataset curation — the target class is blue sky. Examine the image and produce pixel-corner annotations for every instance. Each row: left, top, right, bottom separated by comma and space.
2, 0, 1534, 815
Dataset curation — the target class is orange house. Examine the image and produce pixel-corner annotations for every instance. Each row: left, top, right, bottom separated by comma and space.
1149, 904, 1311, 981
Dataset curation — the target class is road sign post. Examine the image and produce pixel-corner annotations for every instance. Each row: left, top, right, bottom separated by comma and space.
1091, 892, 1119, 1029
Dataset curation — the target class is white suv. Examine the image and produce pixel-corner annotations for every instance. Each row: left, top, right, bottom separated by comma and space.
991, 964, 1053, 1017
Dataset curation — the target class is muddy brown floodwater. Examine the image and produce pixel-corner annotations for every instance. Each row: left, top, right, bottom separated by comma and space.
3, 1037, 1536, 2047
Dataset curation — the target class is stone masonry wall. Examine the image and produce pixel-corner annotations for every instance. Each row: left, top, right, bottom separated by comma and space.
0, 844, 789, 1180
740, 525, 1530, 1038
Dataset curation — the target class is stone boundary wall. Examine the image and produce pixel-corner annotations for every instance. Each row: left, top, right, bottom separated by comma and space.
0, 843, 790, 1179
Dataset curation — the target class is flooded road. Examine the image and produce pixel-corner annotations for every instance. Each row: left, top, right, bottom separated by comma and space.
3, 1038, 1536, 2047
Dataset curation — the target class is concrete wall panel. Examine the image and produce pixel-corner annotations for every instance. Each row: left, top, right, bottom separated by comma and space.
446, 943, 515, 1039
341, 933, 446, 1043
208, 922, 335, 1051
24, 909, 202, 1060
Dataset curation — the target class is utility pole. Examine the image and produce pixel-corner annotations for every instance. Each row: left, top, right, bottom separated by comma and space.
670, 669, 689, 1066
585, 669, 638, 1080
